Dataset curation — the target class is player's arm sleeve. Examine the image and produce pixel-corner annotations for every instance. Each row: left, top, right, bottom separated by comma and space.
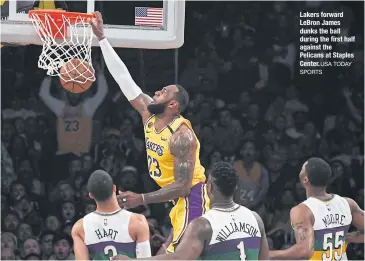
83, 69, 108, 117
252, 212, 270, 260
39, 76, 65, 117
98, 39, 153, 121
345, 197, 364, 243
71, 219, 90, 260
269, 204, 315, 260
136, 241, 151, 258
98, 38, 141, 101
143, 125, 196, 204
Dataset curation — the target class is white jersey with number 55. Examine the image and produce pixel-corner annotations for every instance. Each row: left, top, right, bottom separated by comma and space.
302, 194, 352, 260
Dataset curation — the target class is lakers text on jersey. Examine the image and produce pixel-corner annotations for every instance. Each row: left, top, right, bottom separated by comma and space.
143, 115, 205, 188
302, 194, 352, 261
200, 205, 261, 260
83, 209, 136, 260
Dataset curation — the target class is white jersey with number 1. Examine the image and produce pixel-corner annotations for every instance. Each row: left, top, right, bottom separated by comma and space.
199, 204, 262, 260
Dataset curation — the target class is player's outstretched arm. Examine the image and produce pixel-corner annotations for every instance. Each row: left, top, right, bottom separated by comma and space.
252, 212, 270, 260
129, 214, 152, 258
143, 124, 196, 204
269, 204, 315, 260
113, 217, 211, 260
90, 11, 153, 123
345, 197, 364, 243
71, 219, 90, 260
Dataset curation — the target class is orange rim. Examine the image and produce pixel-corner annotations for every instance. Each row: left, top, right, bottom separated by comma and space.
28, 10, 95, 39
28, 9, 95, 23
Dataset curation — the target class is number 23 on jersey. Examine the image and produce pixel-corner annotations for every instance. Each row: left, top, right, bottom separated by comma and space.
147, 155, 162, 178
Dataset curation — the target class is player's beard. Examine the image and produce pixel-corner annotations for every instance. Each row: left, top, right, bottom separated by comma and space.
147, 102, 168, 115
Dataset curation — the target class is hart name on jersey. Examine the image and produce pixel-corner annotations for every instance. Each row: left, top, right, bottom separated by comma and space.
94, 228, 119, 240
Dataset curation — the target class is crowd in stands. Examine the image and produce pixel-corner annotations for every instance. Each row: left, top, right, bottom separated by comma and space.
1, 1, 364, 260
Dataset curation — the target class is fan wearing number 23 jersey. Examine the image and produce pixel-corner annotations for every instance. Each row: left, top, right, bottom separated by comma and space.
72, 170, 151, 260
39, 68, 107, 154
270, 158, 364, 260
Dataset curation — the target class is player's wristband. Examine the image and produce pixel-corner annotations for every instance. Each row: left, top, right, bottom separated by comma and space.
141, 193, 145, 204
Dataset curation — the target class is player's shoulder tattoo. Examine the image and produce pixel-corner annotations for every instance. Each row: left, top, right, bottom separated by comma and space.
290, 206, 314, 250
170, 125, 196, 184
170, 125, 195, 159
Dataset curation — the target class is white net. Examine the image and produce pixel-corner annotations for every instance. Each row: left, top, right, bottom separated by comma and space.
29, 11, 95, 84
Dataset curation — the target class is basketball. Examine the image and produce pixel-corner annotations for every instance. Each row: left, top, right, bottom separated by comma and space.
59, 59, 95, 93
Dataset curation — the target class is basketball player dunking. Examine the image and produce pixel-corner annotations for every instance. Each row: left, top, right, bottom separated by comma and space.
72, 170, 151, 260
112, 162, 270, 260
90, 11, 209, 253
270, 157, 364, 260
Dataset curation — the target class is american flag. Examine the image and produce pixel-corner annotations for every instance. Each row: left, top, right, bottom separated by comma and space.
135, 7, 163, 27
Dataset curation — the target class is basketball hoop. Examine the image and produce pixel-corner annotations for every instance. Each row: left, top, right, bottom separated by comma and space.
28, 10, 96, 83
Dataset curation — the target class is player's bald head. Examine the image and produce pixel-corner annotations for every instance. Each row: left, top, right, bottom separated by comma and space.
174, 84, 189, 113
87, 170, 114, 202
301, 157, 331, 187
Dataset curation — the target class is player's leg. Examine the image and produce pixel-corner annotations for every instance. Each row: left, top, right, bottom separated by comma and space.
167, 182, 209, 252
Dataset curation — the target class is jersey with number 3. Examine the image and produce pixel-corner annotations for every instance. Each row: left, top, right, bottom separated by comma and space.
302, 195, 352, 261
200, 204, 261, 260
144, 115, 206, 188
83, 209, 136, 260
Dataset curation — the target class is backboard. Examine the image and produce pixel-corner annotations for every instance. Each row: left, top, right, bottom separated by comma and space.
1, 0, 185, 49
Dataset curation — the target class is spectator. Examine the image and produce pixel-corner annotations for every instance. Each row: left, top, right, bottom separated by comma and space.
58, 181, 76, 202
213, 109, 242, 155
60, 201, 77, 223
16, 223, 34, 245
93, 128, 126, 177
49, 232, 75, 260
2, 211, 20, 234
234, 140, 269, 209
40, 231, 55, 260
45, 215, 61, 233
84, 201, 96, 215
1, 232, 18, 252
1, 247, 16, 260
21, 238, 41, 258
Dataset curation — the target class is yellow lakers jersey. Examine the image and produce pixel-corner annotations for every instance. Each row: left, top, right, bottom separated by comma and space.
144, 115, 206, 188
57, 103, 92, 153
